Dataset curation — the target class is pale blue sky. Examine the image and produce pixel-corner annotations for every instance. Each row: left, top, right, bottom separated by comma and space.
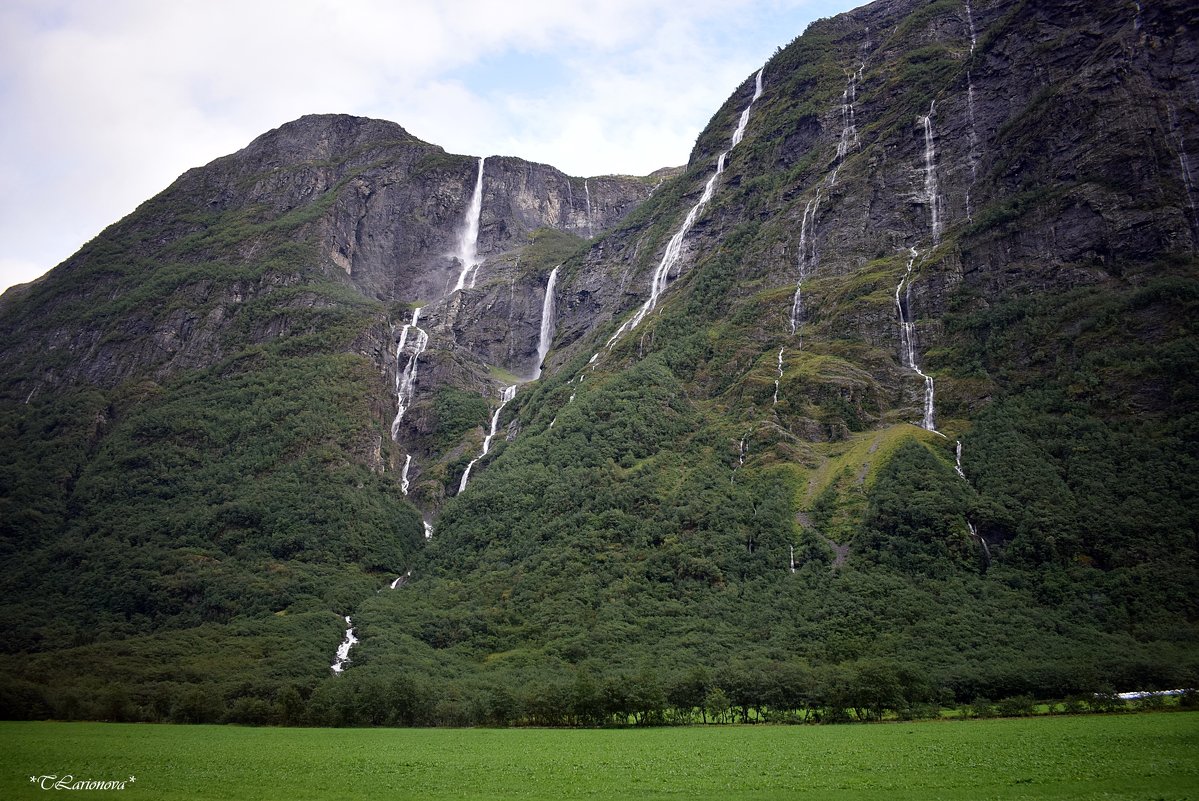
0, 0, 863, 293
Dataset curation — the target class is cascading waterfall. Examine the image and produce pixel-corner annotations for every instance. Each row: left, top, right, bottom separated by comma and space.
533, 266, 559, 379
1168, 105, 1198, 241
919, 102, 942, 241
773, 347, 784, 405
423, 521, 434, 540
831, 67, 862, 185
391, 307, 428, 440
895, 248, 937, 431
790, 545, 796, 574
389, 570, 412, 590
606, 67, 765, 348
789, 191, 822, 336
453, 157, 486, 292
400, 454, 413, 495
955, 440, 991, 565
457, 385, 517, 493
330, 616, 358, 674
964, 1, 980, 219
731, 68, 765, 147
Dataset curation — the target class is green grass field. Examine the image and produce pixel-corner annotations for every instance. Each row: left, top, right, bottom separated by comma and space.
2, 713, 1197, 800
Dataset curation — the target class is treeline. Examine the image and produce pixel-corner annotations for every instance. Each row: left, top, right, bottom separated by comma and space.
3, 659, 1194, 727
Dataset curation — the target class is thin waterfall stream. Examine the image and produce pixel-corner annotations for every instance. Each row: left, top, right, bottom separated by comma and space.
605, 67, 765, 349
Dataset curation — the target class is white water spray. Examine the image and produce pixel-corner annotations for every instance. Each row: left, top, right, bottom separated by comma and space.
790, 545, 796, 574
389, 570, 412, 590
391, 307, 428, 440
919, 102, 942, 241
606, 67, 765, 348
458, 385, 517, 493
330, 616, 358, 674
423, 521, 434, 541
895, 248, 936, 431
534, 266, 559, 379
454, 157, 486, 292
954, 440, 967, 480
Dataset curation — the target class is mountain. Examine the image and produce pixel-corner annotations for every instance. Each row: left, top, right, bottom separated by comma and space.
1, 0, 1196, 726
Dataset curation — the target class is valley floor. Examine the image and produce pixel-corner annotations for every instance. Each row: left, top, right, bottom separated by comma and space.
2, 712, 1196, 800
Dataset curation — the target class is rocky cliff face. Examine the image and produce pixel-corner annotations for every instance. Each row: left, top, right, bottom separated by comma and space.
0, 115, 661, 397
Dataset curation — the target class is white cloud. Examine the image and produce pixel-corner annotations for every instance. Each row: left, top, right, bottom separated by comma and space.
0, 0, 854, 294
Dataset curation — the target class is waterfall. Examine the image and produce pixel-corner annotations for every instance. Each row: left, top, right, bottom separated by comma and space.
458, 385, 518, 493
773, 347, 784, 405
391, 307, 429, 440
919, 103, 942, 241
831, 68, 862, 185
955, 439, 990, 566
330, 616, 358, 674
731, 68, 765, 147
400, 454, 413, 495
739, 437, 748, 465
533, 266, 559, 379
790, 545, 796, 574
423, 521, 434, 541
606, 67, 765, 348
584, 179, 594, 237
895, 248, 937, 431
1169, 105, 1198, 242
964, 2, 980, 219
789, 190, 822, 336
965, 0, 977, 52
389, 570, 412, 590
454, 157, 486, 292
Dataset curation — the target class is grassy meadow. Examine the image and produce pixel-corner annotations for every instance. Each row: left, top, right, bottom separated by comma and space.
2, 713, 1197, 800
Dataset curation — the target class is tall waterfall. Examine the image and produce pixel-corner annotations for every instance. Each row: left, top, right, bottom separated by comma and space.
330, 616, 358, 674
534, 266, 559, 379
831, 66, 862, 185
606, 67, 765, 348
454, 157, 486, 292
895, 248, 936, 431
458, 385, 518, 493
789, 190, 822, 336
965, 1, 980, 219
391, 307, 429, 440
919, 102, 942, 241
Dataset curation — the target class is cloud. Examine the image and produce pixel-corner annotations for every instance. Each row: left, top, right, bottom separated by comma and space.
0, 0, 847, 294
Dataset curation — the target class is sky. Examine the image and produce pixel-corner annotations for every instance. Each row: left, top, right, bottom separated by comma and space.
0, 0, 862, 294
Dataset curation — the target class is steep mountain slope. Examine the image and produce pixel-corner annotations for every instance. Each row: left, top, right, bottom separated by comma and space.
1, 0, 1197, 725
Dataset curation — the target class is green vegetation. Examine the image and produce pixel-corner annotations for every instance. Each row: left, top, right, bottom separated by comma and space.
3, 714, 1198, 800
